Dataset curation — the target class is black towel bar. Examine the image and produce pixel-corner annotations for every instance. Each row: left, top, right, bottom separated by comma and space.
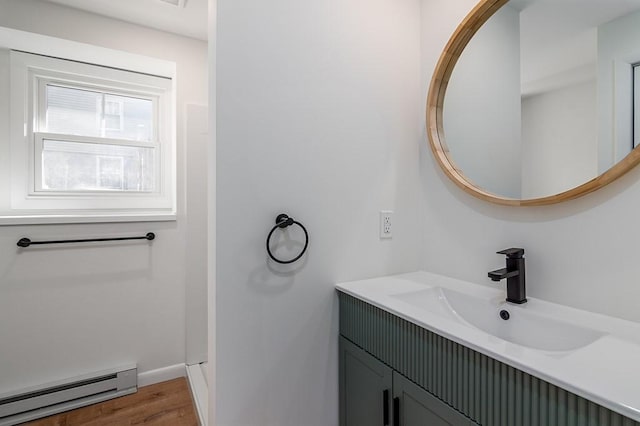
17, 233, 156, 248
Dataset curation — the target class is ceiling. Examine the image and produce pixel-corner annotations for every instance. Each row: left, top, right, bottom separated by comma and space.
42, 0, 208, 41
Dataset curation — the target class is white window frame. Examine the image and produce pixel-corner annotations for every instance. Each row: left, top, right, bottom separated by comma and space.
3, 45, 176, 223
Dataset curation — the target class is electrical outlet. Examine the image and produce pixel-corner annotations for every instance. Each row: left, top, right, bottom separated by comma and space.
380, 211, 393, 239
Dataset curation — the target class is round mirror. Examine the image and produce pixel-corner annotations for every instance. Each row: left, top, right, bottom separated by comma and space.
427, 0, 640, 206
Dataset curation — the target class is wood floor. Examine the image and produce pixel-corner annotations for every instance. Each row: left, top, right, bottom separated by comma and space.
24, 377, 199, 426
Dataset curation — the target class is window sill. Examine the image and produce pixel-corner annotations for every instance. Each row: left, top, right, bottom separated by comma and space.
0, 212, 177, 226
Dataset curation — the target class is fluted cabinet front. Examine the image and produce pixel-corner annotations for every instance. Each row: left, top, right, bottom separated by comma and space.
339, 292, 638, 426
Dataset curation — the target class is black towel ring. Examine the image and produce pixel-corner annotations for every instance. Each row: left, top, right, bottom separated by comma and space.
266, 213, 309, 264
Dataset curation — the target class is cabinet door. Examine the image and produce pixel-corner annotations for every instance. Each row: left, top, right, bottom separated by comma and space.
392, 372, 475, 426
339, 337, 393, 426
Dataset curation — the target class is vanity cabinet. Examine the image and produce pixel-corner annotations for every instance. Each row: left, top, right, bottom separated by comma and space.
340, 336, 475, 426
338, 291, 639, 426
339, 336, 392, 426
393, 370, 476, 426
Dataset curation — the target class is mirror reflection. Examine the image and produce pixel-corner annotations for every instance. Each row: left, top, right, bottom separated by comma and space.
444, 0, 640, 199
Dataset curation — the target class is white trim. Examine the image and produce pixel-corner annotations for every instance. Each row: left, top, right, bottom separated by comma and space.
137, 363, 186, 388
35, 132, 157, 149
635, 64, 639, 149
186, 363, 208, 426
0, 26, 174, 79
207, 1, 216, 425
0, 213, 176, 226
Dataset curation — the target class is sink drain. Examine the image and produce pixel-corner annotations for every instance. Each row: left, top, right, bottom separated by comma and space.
499, 310, 510, 320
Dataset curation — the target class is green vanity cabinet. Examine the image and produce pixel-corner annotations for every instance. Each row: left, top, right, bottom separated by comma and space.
340, 336, 475, 426
338, 291, 639, 426
393, 371, 475, 426
339, 337, 392, 426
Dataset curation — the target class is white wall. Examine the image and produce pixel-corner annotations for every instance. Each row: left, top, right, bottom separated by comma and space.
521, 81, 598, 199
443, 5, 522, 198
186, 104, 209, 365
215, 0, 423, 424
421, 0, 640, 328
0, 0, 207, 393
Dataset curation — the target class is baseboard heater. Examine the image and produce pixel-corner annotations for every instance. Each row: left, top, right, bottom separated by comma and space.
0, 365, 137, 426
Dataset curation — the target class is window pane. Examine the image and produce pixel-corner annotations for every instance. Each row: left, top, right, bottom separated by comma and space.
42, 140, 155, 191
104, 94, 153, 142
45, 85, 154, 142
46, 85, 102, 137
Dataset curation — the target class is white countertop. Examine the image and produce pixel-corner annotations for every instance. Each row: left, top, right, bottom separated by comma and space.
336, 271, 640, 422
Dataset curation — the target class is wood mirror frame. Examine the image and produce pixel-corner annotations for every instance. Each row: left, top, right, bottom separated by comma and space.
426, 0, 640, 206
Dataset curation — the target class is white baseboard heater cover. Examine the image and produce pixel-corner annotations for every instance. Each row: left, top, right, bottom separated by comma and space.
0, 365, 137, 426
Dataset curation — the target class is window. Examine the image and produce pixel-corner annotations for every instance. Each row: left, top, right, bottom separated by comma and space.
6, 51, 175, 221
37, 84, 156, 193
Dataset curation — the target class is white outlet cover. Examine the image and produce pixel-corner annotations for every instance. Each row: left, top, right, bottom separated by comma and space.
380, 211, 393, 239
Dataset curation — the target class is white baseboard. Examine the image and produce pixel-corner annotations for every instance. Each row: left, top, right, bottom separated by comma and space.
137, 364, 186, 388
186, 363, 208, 426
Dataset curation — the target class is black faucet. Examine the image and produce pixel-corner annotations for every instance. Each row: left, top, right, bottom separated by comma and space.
488, 248, 527, 304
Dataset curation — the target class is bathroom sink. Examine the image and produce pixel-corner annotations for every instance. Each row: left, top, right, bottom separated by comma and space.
392, 287, 603, 352
390, 287, 461, 322
337, 271, 640, 422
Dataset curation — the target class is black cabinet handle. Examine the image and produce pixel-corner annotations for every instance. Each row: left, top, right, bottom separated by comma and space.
393, 397, 400, 426
383, 389, 390, 425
